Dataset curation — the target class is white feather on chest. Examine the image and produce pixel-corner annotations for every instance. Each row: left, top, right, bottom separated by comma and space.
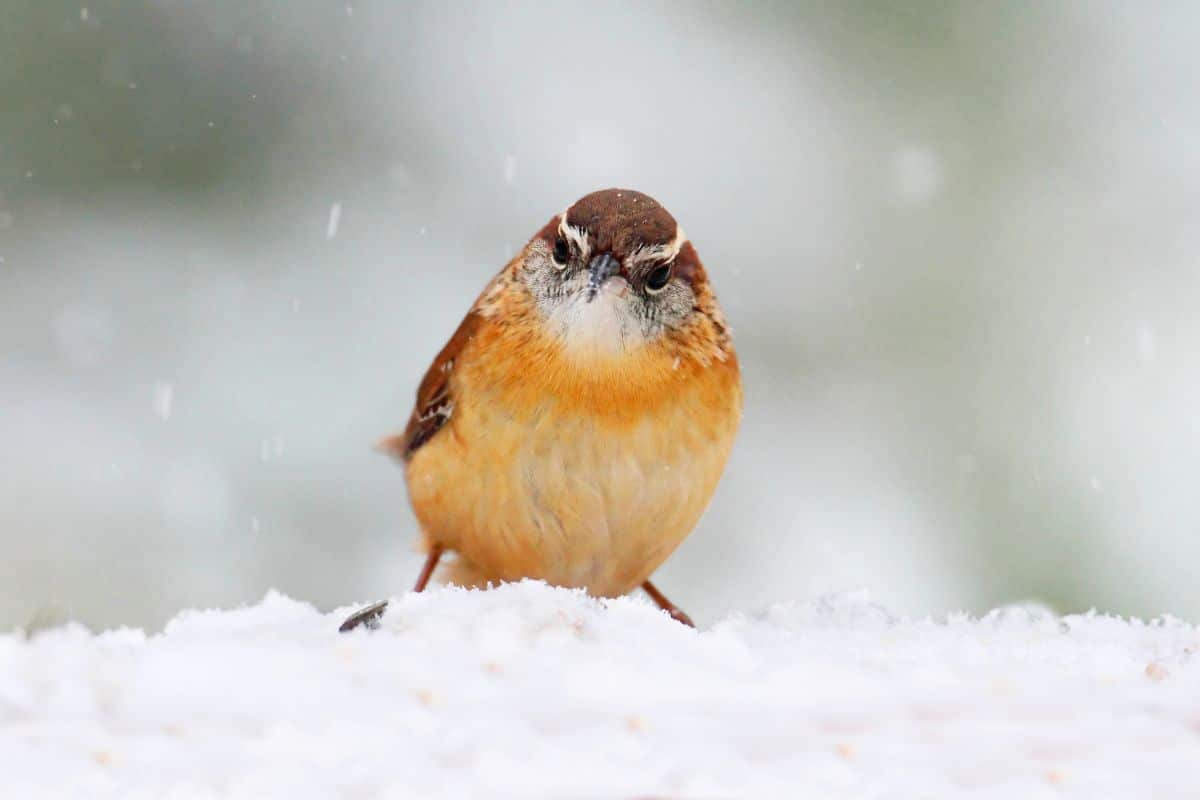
544, 279, 646, 358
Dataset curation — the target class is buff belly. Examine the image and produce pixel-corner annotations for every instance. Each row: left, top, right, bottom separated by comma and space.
404, 387, 738, 597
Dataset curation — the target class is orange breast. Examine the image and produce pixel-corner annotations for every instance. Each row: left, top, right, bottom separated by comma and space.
403, 316, 742, 597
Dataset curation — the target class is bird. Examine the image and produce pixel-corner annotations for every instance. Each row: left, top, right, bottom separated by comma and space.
339, 188, 742, 632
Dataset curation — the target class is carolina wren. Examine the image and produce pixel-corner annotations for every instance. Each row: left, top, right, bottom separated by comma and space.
340, 189, 742, 631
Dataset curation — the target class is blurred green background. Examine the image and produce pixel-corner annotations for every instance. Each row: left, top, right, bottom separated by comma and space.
3, 1, 1198, 630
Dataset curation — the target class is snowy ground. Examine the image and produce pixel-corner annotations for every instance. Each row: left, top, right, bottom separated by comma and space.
2, 583, 1199, 799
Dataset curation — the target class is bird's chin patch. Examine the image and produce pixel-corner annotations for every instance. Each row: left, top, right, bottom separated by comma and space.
546, 280, 645, 359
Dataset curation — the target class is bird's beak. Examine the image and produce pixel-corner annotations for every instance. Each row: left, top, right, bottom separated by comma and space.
585, 252, 621, 303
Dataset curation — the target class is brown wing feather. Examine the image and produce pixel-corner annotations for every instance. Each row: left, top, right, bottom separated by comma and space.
379, 310, 480, 462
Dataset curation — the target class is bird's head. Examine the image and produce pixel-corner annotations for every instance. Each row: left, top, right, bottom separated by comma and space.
518, 188, 729, 363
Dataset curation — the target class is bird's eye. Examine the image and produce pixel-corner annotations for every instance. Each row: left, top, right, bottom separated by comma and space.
552, 237, 570, 268
645, 263, 673, 293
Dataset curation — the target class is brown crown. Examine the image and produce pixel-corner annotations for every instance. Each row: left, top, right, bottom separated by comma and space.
532, 189, 708, 288
565, 188, 677, 260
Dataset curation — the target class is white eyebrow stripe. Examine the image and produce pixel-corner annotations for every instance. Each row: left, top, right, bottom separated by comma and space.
625, 225, 689, 269
557, 210, 591, 261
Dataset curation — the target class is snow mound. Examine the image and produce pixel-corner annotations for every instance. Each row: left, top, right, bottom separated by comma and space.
2, 582, 1199, 799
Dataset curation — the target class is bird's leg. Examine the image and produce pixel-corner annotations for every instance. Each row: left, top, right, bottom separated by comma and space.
412, 543, 444, 592
338, 545, 444, 633
641, 580, 695, 628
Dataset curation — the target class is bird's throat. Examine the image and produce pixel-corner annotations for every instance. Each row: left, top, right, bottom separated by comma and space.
548, 283, 645, 360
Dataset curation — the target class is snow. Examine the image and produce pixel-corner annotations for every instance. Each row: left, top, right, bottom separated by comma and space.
2, 583, 1199, 799
325, 203, 342, 241
152, 381, 174, 421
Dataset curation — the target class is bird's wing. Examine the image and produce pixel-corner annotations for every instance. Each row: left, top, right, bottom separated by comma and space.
379, 310, 480, 462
